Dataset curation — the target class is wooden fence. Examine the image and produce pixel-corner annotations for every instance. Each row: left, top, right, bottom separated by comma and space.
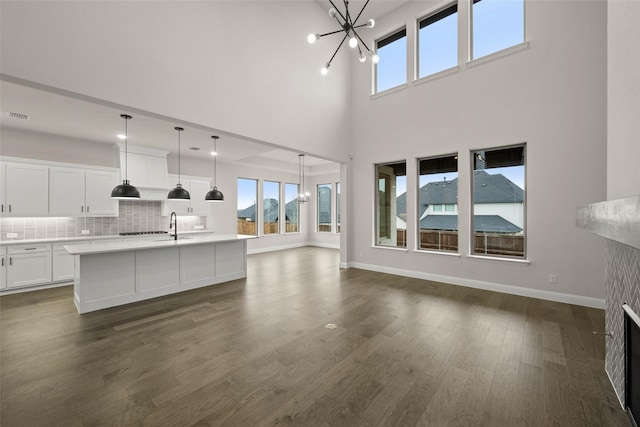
396, 229, 524, 257
237, 220, 298, 235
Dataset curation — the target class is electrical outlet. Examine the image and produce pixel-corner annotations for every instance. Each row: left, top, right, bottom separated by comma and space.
6, 232, 17, 238
81, 230, 90, 235
549, 274, 558, 284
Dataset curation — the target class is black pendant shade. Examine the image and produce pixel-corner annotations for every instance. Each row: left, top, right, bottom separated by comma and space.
111, 180, 141, 199
168, 126, 191, 200
167, 183, 190, 200
205, 187, 224, 202
111, 114, 140, 199
205, 135, 224, 202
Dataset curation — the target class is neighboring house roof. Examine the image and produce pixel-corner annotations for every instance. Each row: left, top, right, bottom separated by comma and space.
398, 170, 524, 217
420, 214, 523, 233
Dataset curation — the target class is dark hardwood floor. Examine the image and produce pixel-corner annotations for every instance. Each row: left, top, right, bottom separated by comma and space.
0, 247, 630, 426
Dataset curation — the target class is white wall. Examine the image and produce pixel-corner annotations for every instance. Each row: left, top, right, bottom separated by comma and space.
347, 0, 608, 305
0, 1, 351, 162
0, 127, 118, 168
607, 0, 640, 199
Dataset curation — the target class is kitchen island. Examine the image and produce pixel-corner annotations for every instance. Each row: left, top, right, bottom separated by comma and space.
64, 234, 255, 314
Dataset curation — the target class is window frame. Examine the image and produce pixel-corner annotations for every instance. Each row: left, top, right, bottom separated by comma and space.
374, 160, 407, 249
470, 143, 527, 260
262, 180, 280, 236
417, 153, 459, 254
317, 183, 332, 233
374, 27, 408, 94
284, 182, 300, 234
470, 0, 526, 61
336, 182, 341, 233
237, 177, 258, 236
416, 2, 459, 80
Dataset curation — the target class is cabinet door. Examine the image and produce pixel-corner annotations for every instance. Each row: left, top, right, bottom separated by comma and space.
7, 252, 52, 288
188, 179, 212, 215
0, 256, 6, 289
49, 167, 86, 215
0, 163, 6, 215
53, 251, 75, 282
85, 170, 118, 216
5, 163, 49, 216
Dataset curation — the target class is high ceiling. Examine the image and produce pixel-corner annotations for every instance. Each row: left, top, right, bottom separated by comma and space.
0, 1, 410, 171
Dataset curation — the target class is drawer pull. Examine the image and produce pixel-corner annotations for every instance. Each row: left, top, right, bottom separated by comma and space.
9, 257, 12, 265
24, 248, 38, 251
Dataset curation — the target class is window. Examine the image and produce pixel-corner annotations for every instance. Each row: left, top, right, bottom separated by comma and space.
317, 183, 332, 232
471, 145, 525, 258
376, 161, 407, 248
336, 182, 341, 233
472, 0, 524, 60
285, 183, 300, 233
237, 178, 257, 236
263, 181, 280, 235
418, 4, 458, 79
418, 155, 458, 252
375, 28, 407, 93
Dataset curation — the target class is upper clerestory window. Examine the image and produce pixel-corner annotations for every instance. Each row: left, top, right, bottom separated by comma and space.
472, 0, 524, 60
418, 3, 458, 79
375, 28, 407, 93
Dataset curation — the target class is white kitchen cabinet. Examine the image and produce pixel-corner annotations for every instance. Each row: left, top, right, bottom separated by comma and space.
0, 163, 5, 216
6, 244, 52, 288
52, 243, 75, 282
164, 177, 212, 216
3, 162, 49, 216
49, 167, 118, 216
0, 247, 7, 289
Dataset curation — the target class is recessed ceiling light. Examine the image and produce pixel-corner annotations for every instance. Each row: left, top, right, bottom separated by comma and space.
117, 134, 127, 140
210, 151, 218, 156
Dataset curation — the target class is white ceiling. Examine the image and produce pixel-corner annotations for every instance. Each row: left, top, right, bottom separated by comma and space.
0, 80, 334, 168
0, 1, 410, 171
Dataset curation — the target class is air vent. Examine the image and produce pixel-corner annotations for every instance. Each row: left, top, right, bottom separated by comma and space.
9, 112, 30, 120
189, 147, 200, 151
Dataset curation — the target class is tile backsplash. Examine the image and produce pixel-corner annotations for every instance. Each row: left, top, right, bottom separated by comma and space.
0, 201, 206, 241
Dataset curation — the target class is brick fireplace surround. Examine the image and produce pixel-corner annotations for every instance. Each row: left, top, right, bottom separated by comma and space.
577, 194, 640, 414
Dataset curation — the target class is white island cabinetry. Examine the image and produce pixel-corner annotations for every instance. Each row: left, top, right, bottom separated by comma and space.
65, 234, 253, 313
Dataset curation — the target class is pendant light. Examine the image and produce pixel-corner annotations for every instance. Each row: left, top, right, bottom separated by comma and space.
297, 154, 310, 203
205, 136, 224, 202
167, 126, 191, 200
111, 114, 141, 199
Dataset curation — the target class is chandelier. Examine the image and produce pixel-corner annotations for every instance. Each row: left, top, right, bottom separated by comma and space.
308, 0, 379, 75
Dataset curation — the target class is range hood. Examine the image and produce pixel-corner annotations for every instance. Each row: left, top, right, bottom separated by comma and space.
116, 143, 169, 200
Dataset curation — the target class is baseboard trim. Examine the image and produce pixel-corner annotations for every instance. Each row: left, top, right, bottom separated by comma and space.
605, 368, 626, 410
308, 242, 340, 250
346, 261, 605, 309
247, 242, 308, 255
0, 281, 71, 296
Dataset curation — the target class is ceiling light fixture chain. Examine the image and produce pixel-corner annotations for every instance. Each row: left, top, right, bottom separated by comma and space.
297, 154, 310, 203
308, 0, 378, 75
205, 136, 224, 202
111, 114, 141, 199
167, 126, 191, 200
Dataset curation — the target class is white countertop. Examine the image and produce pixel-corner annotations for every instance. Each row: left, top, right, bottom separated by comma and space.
64, 234, 256, 255
0, 230, 216, 247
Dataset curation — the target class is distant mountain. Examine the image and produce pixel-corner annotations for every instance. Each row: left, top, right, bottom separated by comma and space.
238, 198, 300, 223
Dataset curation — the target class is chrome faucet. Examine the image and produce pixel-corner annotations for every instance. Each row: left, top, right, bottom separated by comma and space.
169, 212, 177, 241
